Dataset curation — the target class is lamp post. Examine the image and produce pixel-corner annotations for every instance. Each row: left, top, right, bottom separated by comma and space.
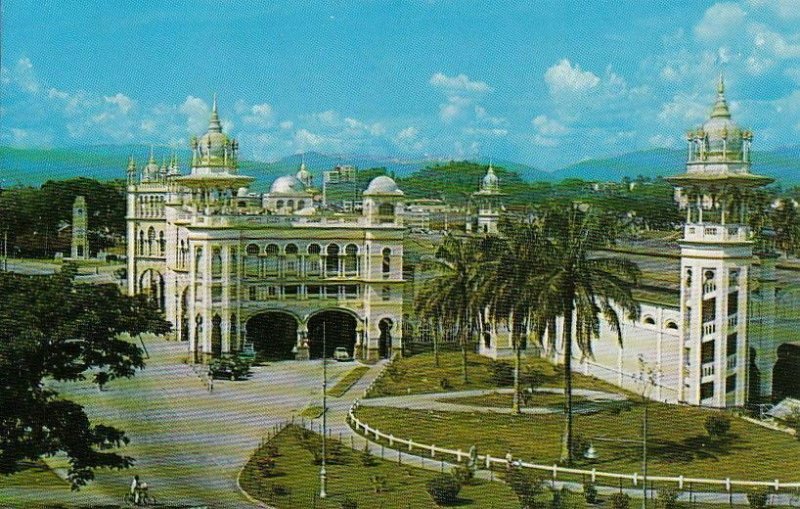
319, 322, 328, 499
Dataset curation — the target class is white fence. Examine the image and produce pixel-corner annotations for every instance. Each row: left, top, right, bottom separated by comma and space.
347, 399, 800, 492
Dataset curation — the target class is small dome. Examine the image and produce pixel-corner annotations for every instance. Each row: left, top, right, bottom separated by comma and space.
296, 161, 312, 184
270, 175, 305, 194
237, 187, 249, 197
482, 166, 499, 191
364, 175, 403, 195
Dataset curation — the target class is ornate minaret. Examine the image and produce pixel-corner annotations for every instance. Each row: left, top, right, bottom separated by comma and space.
71, 195, 89, 259
472, 164, 504, 235
667, 77, 772, 408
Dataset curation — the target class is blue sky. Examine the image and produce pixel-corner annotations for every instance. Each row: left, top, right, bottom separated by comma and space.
2, 0, 800, 170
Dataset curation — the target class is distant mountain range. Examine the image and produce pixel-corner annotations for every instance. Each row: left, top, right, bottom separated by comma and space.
2, 144, 799, 188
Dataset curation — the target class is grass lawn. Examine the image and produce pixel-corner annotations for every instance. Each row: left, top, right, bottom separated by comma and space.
369, 351, 632, 399
239, 425, 520, 508
353, 400, 800, 485
299, 405, 324, 419
441, 391, 589, 409
328, 365, 370, 398
0, 461, 68, 489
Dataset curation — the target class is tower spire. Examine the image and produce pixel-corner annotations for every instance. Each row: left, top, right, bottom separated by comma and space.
208, 93, 222, 133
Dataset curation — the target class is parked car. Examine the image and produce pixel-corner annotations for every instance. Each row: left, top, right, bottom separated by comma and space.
209, 356, 252, 380
333, 347, 352, 361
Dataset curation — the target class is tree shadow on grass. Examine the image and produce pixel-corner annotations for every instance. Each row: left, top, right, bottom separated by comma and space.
644, 433, 744, 464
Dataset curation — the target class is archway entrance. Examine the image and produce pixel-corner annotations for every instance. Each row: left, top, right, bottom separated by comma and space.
773, 343, 800, 401
378, 318, 394, 359
211, 315, 222, 357
308, 310, 357, 359
180, 288, 189, 342
139, 269, 165, 311
246, 312, 298, 361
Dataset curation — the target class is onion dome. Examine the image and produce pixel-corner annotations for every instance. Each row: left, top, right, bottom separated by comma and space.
699, 76, 745, 159
270, 175, 305, 194
143, 146, 160, 181
193, 94, 238, 168
363, 175, 403, 196
481, 165, 499, 192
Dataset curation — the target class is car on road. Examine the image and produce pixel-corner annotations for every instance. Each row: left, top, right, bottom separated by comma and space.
333, 347, 352, 361
209, 356, 252, 380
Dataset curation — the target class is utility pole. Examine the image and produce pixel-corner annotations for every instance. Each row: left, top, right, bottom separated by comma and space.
3, 229, 7, 271
320, 322, 328, 499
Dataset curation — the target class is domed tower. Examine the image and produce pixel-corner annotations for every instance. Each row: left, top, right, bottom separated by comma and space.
71, 195, 89, 260
142, 146, 161, 182
362, 176, 405, 225
177, 95, 253, 210
470, 164, 505, 235
666, 76, 773, 408
296, 157, 313, 188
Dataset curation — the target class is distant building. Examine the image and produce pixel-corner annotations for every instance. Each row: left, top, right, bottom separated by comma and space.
126, 98, 405, 362
466, 165, 505, 235
323, 164, 361, 211
71, 196, 89, 259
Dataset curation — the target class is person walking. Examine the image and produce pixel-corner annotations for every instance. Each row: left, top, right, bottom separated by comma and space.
130, 475, 140, 504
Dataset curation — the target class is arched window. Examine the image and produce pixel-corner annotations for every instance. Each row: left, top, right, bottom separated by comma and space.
326, 244, 340, 275
285, 243, 299, 275
297, 200, 306, 210
382, 247, 391, 276
211, 247, 222, 278
229, 247, 238, 276
665, 320, 679, 330
344, 244, 358, 275
276, 199, 284, 210
287, 199, 295, 211
230, 313, 238, 349
265, 244, 280, 274
147, 227, 155, 255
307, 244, 322, 276
138, 230, 145, 255
194, 247, 203, 271
245, 243, 260, 277
378, 203, 394, 220
382, 286, 391, 301
179, 240, 186, 267
643, 316, 655, 326
158, 230, 166, 255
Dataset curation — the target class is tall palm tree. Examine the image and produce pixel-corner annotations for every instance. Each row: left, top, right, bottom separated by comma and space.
479, 220, 549, 414
537, 206, 641, 464
416, 234, 489, 383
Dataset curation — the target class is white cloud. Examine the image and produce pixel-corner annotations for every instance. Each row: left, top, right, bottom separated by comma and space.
532, 134, 559, 147
748, 23, 800, 58
179, 96, 210, 133
438, 95, 472, 122
544, 59, 600, 95
648, 134, 676, 148
242, 102, 275, 127
396, 126, 418, 141
12, 57, 39, 94
312, 109, 339, 126
532, 114, 568, 136
293, 128, 325, 149
279, 120, 294, 130
429, 72, 491, 93
462, 127, 508, 137
694, 3, 746, 41
104, 93, 134, 114
748, 0, 800, 19
658, 94, 708, 124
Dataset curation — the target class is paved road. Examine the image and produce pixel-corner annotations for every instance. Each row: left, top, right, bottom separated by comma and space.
3, 336, 354, 508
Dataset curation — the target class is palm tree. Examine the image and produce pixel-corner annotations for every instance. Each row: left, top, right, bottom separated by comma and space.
537, 206, 641, 464
479, 220, 549, 414
416, 234, 489, 384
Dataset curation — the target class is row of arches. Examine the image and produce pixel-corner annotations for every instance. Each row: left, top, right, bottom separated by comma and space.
137, 227, 166, 257
136, 194, 165, 219
641, 315, 679, 330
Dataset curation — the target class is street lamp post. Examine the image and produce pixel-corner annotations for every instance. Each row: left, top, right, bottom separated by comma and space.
320, 322, 328, 499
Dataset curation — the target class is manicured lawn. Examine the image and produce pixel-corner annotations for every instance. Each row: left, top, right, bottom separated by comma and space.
354, 401, 800, 484
328, 365, 370, 398
441, 391, 589, 409
299, 405, 324, 419
368, 351, 632, 398
239, 425, 521, 508
0, 462, 67, 489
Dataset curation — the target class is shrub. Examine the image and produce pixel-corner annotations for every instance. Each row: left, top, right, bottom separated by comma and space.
704, 415, 732, 439
440, 377, 452, 390
451, 465, 474, 485
270, 484, 291, 497
488, 360, 515, 386
263, 442, 279, 457
658, 487, 681, 509
783, 409, 800, 437
360, 441, 377, 467
426, 474, 461, 505
570, 434, 590, 458
505, 468, 544, 501
610, 492, 631, 509
551, 487, 568, 509
747, 489, 769, 509
340, 496, 358, 509
255, 455, 276, 477
583, 482, 598, 504
371, 474, 388, 494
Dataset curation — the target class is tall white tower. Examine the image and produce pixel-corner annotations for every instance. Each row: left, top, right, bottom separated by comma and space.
472, 165, 504, 235
667, 77, 772, 408
71, 195, 89, 260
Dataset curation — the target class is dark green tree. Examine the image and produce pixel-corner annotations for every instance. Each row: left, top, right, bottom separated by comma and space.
536, 206, 641, 464
0, 270, 171, 488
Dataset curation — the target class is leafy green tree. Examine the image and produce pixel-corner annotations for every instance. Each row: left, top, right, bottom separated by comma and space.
480, 220, 549, 413
0, 270, 171, 488
536, 206, 641, 464
415, 235, 491, 383
770, 198, 800, 258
